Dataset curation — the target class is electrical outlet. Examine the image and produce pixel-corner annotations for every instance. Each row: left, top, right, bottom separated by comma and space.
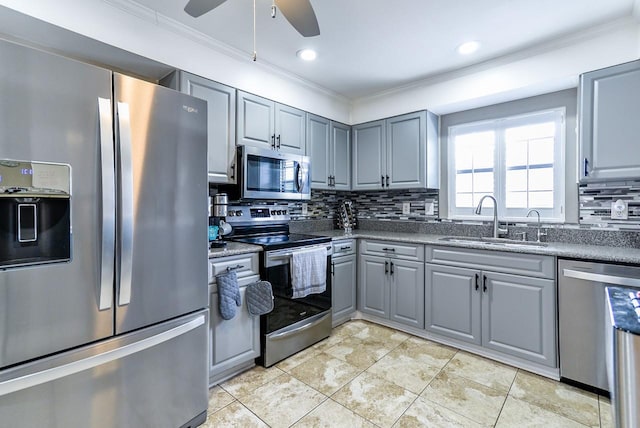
301, 203, 308, 216
402, 202, 410, 215
611, 199, 628, 220
425, 200, 435, 216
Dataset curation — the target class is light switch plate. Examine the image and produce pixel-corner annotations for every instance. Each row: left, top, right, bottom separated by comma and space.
402, 202, 410, 215
425, 200, 435, 216
611, 199, 628, 220
301, 203, 308, 216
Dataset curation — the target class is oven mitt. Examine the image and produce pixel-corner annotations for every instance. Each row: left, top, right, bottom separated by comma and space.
216, 270, 241, 320
246, 281, 274, 316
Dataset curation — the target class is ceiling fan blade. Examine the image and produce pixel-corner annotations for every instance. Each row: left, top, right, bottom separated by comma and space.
274, 0, 320, 37
184, 0, 228, 18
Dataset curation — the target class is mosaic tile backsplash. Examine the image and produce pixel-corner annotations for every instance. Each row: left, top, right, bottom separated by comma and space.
580, 180, 640, 229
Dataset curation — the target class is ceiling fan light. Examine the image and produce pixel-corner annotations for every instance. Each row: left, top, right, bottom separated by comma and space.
297, 49, 317, 61
457, 41, 480, 55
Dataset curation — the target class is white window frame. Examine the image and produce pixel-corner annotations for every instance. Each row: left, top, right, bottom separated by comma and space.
447, 108, 566, 222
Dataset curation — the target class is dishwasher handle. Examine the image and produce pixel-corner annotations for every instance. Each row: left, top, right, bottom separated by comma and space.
562, 269, 640, 288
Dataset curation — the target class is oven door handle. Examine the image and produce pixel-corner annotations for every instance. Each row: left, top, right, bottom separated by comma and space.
265, 244, 332, 268
268, 312, 331, 340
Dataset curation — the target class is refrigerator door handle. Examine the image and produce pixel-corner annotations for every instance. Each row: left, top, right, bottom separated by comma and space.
0, 315, 205, 397
116, 101, 135, 306
98, 97, 115, 311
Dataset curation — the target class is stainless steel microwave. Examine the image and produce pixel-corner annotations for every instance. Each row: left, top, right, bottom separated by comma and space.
237, 145, 311, 200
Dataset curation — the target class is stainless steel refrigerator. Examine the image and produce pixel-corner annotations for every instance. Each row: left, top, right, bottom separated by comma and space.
0, 39, 209, 427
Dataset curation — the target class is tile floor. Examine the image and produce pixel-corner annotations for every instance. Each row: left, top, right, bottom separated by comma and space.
202, 320, 613, 428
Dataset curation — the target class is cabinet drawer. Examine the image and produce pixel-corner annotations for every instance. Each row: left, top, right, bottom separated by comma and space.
210, 274, 260, 296
209, 253, 260, 284
333, 239, 356, 257
426, 246, 554, 279
360, 239, 424, 261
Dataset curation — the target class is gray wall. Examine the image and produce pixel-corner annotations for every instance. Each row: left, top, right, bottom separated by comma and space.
439, 88, 579, 223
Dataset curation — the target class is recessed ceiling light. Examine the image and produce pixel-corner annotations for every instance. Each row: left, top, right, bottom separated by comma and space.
457, 41, 480, 55
296, 49, 317, 61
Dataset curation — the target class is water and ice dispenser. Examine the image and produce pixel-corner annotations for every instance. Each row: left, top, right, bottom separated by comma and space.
0, 160, 71, 268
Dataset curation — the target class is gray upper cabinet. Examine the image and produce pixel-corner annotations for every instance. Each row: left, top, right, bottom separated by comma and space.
161, 71, 237, 183
308, 114, 331, 189
579, 59, 640, 182
352, 111, 439, 191
237, 91, 306, 155
331, 121, 351, 190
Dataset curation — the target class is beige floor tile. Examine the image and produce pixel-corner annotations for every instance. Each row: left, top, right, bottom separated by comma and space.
496, 396, 587, 427
509, 371, 599, 427
443, 352, 517, 393
220, 365, 285, 399
332, 371, 417, 428
202, 401, 268, 428
324, 336, 395, 369
353, 322, 410, 345
395, 338, 457, 369
276, 344, 322, 372
206, 385, 235, 415
331, 320, 370, 339
421, 371, 506, 426
310, 331, 348, 353
366, 346, 442, 394
290, 352, 362, 395
600, 396, 613, 428
393, 397, 483, 428
293, 398, 377, 428
240, 373, 327, 428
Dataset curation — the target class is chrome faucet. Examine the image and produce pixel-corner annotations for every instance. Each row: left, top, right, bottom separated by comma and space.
526, 209, 547, 242
475, 195, 508, 238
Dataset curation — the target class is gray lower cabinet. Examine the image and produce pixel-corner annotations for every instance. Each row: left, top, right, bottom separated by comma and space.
331, 253, 357, 325
425, 248, 557, 368
161, 71, 237, 183
579, 59, 640, 181
359, 254, 389, 318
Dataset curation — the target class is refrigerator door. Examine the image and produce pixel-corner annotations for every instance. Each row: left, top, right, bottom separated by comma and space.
0, 39, 114, 367
114, 74, 208, 334
0, 309, 208, 428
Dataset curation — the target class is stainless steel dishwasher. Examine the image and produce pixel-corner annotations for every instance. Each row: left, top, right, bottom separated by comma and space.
558, 259, 640, 392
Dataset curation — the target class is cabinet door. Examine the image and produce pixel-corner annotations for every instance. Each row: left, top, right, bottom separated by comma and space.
481, 271, 556, 367
352, 120, 385, 190
386, 111, 426, 189
209, 276, 260, 380
358, 255, 389, 318
181, 74, 237, 183
332, 254, 357, 325
579, 60, 640, 181
425, 264, 481, 345
237, 91, 275, 150
308, 114, 331, 189
389, 259, 425, 329
276, 103, 306, 155
332, 121, 351, 190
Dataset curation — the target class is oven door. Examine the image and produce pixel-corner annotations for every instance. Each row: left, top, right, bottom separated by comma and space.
240, 145, 309, 200
262, 244, 332, 335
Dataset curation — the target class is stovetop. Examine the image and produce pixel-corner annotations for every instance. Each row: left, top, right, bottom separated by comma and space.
230, 233, 331, 251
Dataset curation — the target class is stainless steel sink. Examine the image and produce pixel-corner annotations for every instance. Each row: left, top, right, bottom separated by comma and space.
438, 236, 548, 248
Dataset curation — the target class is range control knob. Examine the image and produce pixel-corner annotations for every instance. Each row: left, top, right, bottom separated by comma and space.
235, 210, 243, 216
277, 210, 284, 215
282, 210, 287, 215
271, 210, 277, 215
227, 211, 235, 216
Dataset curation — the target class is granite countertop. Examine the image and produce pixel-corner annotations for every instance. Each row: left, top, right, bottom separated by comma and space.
607, 286, 640, 335
310, 229, 640, 264
208, 242, 262, 259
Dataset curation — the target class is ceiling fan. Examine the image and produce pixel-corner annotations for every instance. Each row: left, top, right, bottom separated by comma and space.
184, 0, 320, 37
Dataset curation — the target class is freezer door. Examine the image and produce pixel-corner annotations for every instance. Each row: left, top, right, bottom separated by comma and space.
114, 74, 208, 334
0, 310, 208, 428
0, 39, 114, 367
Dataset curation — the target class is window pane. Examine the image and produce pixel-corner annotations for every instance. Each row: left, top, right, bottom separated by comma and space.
506, 169, 527, 192
473, 140, 495, 169
529, 137, 554, 164
506, 191, 527, 208
505, 139, 527, 167
456, 173, 472, 193
529, 168, 554, 191
455, 139, 473, 171
506, 122, 555, 142
474, 171, 494, 193
473, 193, 494, 208
529, 191, 554, 208
456, 193, 473, 208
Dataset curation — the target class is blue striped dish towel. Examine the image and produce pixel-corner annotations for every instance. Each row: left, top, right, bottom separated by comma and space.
291, 246, 327, 298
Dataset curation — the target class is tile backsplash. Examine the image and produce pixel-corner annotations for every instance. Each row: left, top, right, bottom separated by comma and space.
580, 180, 640, 229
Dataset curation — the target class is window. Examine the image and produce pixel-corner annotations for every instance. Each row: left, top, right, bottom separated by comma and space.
448, 109, 565, 221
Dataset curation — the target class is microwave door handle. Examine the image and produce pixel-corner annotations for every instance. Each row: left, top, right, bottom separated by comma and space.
116, 101, 134, 307
295, 163, 303, 192
97, 97, 115, 311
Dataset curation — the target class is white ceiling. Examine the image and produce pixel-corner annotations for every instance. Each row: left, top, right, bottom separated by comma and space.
121, 0, 636, 99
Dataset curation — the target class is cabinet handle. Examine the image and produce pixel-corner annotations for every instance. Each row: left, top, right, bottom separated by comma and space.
385, 261, 389, 274
386, 174, 389, 187
482, 274, 487, 293
230, 163, 235, 180
331, 262, 335, 276
277, 134, 281, 149
584, 158, 589, 177
381, 175, 385, 188
271, 134, 276, 149
226, 264, 244, 272
475, 273, 479, 291
390, 262, 394, 275
382, 247, 395, 252
340, 246, 352, 251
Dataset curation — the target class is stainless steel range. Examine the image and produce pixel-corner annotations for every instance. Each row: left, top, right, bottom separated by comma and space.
225, 204, 332, 367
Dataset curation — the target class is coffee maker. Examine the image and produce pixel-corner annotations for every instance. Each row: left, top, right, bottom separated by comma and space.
208, 193, 231, 248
